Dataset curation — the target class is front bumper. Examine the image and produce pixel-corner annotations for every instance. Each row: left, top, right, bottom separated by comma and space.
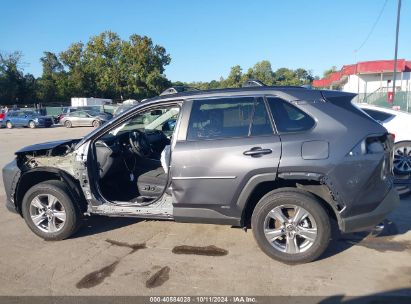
340, 187, 400, 233
2, 159, 21, 214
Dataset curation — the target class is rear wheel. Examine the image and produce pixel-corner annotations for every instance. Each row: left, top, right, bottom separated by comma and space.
21, 181, 81, 240
28, 120, 36, 129
6, 121, 12, 129
251, 188, 331, 264
64, 120, 72, 128
92, 120, 101, 127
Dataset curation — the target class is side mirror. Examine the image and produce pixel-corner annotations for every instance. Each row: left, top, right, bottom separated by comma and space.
162, 119, 176, 131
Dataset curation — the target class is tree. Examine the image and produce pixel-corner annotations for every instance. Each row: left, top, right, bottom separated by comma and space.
223, 65, 242, 88
37, 52, 66, 102
323, 66, 337, 78
251, 61, 275, 85
0, 51, 35, 105
55, 31, 172, 101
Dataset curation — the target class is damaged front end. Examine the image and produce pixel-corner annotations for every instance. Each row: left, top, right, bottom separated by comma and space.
2, 139, 91, 215
17, 140, 82, 177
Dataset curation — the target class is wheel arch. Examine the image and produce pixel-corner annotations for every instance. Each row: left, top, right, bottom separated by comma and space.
238, 172, 343, 229
15, 167, 87, 216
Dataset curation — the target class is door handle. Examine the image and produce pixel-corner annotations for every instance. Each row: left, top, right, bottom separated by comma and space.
243, 147, 272, 156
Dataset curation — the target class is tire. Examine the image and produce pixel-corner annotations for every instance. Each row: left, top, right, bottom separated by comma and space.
64, 120, 72, 128
393, 141, 411, 198
251, 188, 331, 264
6, 121, 12, 129
21, 181, 81, 241
28, 120, 36, 129
92, 120, 101, 127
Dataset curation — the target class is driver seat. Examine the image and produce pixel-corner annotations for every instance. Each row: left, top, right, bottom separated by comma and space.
136, 165, 168, 197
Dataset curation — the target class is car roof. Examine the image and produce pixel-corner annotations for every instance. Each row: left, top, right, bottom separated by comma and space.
144, 86, 328, 103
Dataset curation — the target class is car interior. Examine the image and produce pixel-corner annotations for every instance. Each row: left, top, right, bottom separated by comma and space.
93, 106, 180, 204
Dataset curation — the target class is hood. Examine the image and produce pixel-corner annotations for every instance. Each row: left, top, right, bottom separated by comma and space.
15, 139, 80, 155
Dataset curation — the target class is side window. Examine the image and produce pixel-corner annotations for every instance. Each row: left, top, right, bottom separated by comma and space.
187, 97, 254, 140
187, 97, 274, 140
250, 98, 273, 136
267, 97, 315, 132
77, 112, 88, 118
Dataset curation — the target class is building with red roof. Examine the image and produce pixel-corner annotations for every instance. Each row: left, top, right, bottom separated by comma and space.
313, 59, 411, 97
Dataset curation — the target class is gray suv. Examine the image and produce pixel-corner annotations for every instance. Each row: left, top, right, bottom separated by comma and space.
2, 85, 399, 264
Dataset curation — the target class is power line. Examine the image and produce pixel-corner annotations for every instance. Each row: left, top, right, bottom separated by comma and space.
354, 0, 388, 53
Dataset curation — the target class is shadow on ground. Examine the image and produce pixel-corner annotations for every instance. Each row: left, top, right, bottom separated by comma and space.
72, 215, 143, 238
319, 288, 411, 304
322, 198, 411, 259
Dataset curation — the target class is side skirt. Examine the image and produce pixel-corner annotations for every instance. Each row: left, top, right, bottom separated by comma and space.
91, 193, 173, 219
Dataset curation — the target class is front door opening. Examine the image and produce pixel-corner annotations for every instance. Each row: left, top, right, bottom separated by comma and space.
93, 105, 180, 204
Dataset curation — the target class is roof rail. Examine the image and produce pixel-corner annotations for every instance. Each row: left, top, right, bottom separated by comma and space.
159, 86, 199, 96
242, 79, 266, 88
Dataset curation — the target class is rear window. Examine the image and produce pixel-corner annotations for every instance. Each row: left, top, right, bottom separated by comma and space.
267, 97, 315, 132
361, 108, 394, 122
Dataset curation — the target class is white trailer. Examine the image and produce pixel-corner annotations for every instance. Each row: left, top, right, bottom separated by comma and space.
71, 97, 112, 107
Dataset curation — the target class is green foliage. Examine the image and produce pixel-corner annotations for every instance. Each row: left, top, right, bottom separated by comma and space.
0, 51, 37, 105
37, 31, 172, 103
323, 66, 337, 78
0, 37, 315, 105
181, 61, 313, 90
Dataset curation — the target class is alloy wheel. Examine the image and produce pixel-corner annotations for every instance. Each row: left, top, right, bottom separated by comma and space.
393, 145, 411, 174
29, 194, 66, 233
263, 204, 317, 254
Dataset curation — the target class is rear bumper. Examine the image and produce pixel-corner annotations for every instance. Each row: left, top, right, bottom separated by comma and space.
340, 187, 400, 233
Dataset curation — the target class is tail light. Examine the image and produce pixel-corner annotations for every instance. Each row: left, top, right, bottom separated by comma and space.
348, 134, 391, 156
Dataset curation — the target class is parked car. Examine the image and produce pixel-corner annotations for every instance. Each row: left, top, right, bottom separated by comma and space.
357, 104, 411, 197
60, 110, 112, 128
0, 110, 5, 127
56, 106, 102, 123
113, 104, 136, 116
4, 110, 53, 129
2, 85, 399, 264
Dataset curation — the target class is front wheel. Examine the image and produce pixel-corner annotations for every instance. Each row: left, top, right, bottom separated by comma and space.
29, 120, 36, 129
251, 188, 331, 264
21, 181, 81, 240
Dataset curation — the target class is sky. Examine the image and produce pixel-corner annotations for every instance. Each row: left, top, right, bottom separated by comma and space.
1, 0, 410, 82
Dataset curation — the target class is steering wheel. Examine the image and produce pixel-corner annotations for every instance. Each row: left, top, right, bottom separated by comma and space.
129, 130, 152, 158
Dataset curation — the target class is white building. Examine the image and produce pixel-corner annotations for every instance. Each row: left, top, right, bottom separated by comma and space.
71, 97, 112, 107
313, 59, 411, 94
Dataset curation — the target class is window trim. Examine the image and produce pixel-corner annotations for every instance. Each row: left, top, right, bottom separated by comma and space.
264, 95, 317, 134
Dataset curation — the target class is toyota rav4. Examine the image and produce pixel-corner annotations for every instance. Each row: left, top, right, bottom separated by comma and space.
2, 85, 399, 264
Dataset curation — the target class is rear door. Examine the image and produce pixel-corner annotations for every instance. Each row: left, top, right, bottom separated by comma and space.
171, 96, 282, 220
76, 111, 91, 126
16, 112, 26, 126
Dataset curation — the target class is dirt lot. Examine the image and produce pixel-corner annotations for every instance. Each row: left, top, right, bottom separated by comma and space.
0, 126, 410, 297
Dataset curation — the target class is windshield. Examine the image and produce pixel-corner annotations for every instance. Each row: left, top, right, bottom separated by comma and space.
105, 106, 180, 137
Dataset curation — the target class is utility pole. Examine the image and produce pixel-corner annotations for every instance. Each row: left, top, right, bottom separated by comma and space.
392, 0, 402, 103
